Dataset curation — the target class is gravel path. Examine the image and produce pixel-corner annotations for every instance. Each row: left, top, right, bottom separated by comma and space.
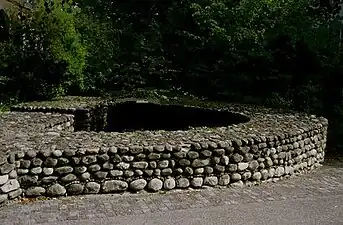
1, 158, 343, 225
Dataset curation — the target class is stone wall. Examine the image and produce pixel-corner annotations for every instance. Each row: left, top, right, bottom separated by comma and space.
0, 97, 328, 205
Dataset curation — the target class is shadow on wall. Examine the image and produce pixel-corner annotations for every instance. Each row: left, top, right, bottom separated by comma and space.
106, 102, 250, 132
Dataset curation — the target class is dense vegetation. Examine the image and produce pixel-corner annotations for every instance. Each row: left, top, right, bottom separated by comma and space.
0, 0, 343, 154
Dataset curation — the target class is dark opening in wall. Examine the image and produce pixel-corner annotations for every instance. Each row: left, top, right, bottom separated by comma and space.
105, 101, 250, 132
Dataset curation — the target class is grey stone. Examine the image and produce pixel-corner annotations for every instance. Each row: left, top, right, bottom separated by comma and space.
71, 157, 81, 165
25, 187, 46, 197
112, 154, 122, 163
174, 151, 187, 159
154, 145, 165, 152
30, 167, 42, 175
179, 159, 191, 166
0, 194, 8, 204
238, 162, 249, 171
162, 153, 171, 159
158, 160, 169, 168
122, 155, 134, 162
161, 168, 173, 176
275, 166, 285, 177
61, 174, 77, 183
98, 154, 110, 162
57, 158, 69, 166
116, 162, 130, 170
232, 153, 244, 163
242, 171, 252, 180
148, 153, 161, 160
154, 169, 161, 176
194, 168, 204, 174
32, 158, 43, 167
192, 159, 210, 168
0, 175, 8, 185
147, 178, 163, 192
231, 173, 241, 182
214, 149, 225, 156
201, 150, 212, 157
102, 162, 114, 170
219, 174, 230, 186
175, 168, 183, 175
187, 151, 199, 159
204, 166, 214, 174
88, 164, 101, 172
102, 180, 128, 193
212, 157, 220, 164
144, 169, 154, 177
82, 155, 97, 165
64, 149, 76, 157
21, 160, 31, 169
261, 169, 269, 180
44, 158, 58, 167
132, 162, 148, 169
269, 168, 276, 177
252, 172, 262, 181
43, 167, 54, 176
84, 182, 100, 194
220, 156, 230, 165
8, 188, 22, 199
185, 167, 193, 175
204, 176, 218, 186
214, 165, 225, 173
94, 171, 108, 179
46, 183, 66, 197
18, 175, 38, 187
163, 178, 176, 190
9, 170, 17, 179
248, 160, 259, 171
177, 178, 190, 188
52, 150, 63, 157
67, 183, 84, 195
231, 181, 244, 188
265, 157, 273, 167
130, 179, 147, 191
124, 170, 134, 177
55, 166, 73, 175
1, 179, 20, 193
110, 170, 123, 177
75, 166, 87, 174
130, 146, 143, 154
26, 150, 37, 159
17, 169, 29, 175
149, 161, 157, 169
191, 177, 203, 188
80, 172, 91, 181
0, 163, 15, 174
41, 176, 58, 184
244, 153, 254, 161
228, 164, 238, 172
0, 156, 7, 166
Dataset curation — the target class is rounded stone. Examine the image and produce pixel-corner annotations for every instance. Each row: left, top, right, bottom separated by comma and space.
261, 169, 269, 180
177, 178, 190, 188
88, 164, 101, 172
55, 166, 73, 175
75, 166, 87, 174
238, 162, 249, 171
84, 182, 101, 194
102, 180, 128, 193
231, 180, 244, 188
148, 178, 163, 192
163, 178, 176, 190
52, 150, 63, 158
179, 159, 191, 166
129, 179, 147, 191
8, 170, 17, 179
67, 183, 84, 195
252, 172, 262, 181
25, 187, 46, 197
46, 184, 66, 197
61, 174, 77, 183
231, 173, 242, 182
80, 172, 91, 181
26, 150, 37, 159
0, 175, 9, 185
228, 164, 238, 172
242, 171, 252, 180
191, 177, 203, 188
194, 168, 204, 174
232, 153, 244, 163
30, 167, 42, 175
219, 174, 230, 186
204, 176, 218, 186
32, 158, 43, 167
43, 167, 54, 176
248, 160, 259, 171
161, 168, 173, 176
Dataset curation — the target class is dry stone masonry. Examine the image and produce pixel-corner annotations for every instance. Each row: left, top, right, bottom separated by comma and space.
0, 96, 328, 205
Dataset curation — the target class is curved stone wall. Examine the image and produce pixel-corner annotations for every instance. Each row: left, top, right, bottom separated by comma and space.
0, 97, 328, 205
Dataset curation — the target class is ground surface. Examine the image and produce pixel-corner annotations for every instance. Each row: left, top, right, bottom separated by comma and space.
1, 156, 343, 225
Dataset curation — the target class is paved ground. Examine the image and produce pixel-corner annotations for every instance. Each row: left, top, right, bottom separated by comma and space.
1, 156, 343, 225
